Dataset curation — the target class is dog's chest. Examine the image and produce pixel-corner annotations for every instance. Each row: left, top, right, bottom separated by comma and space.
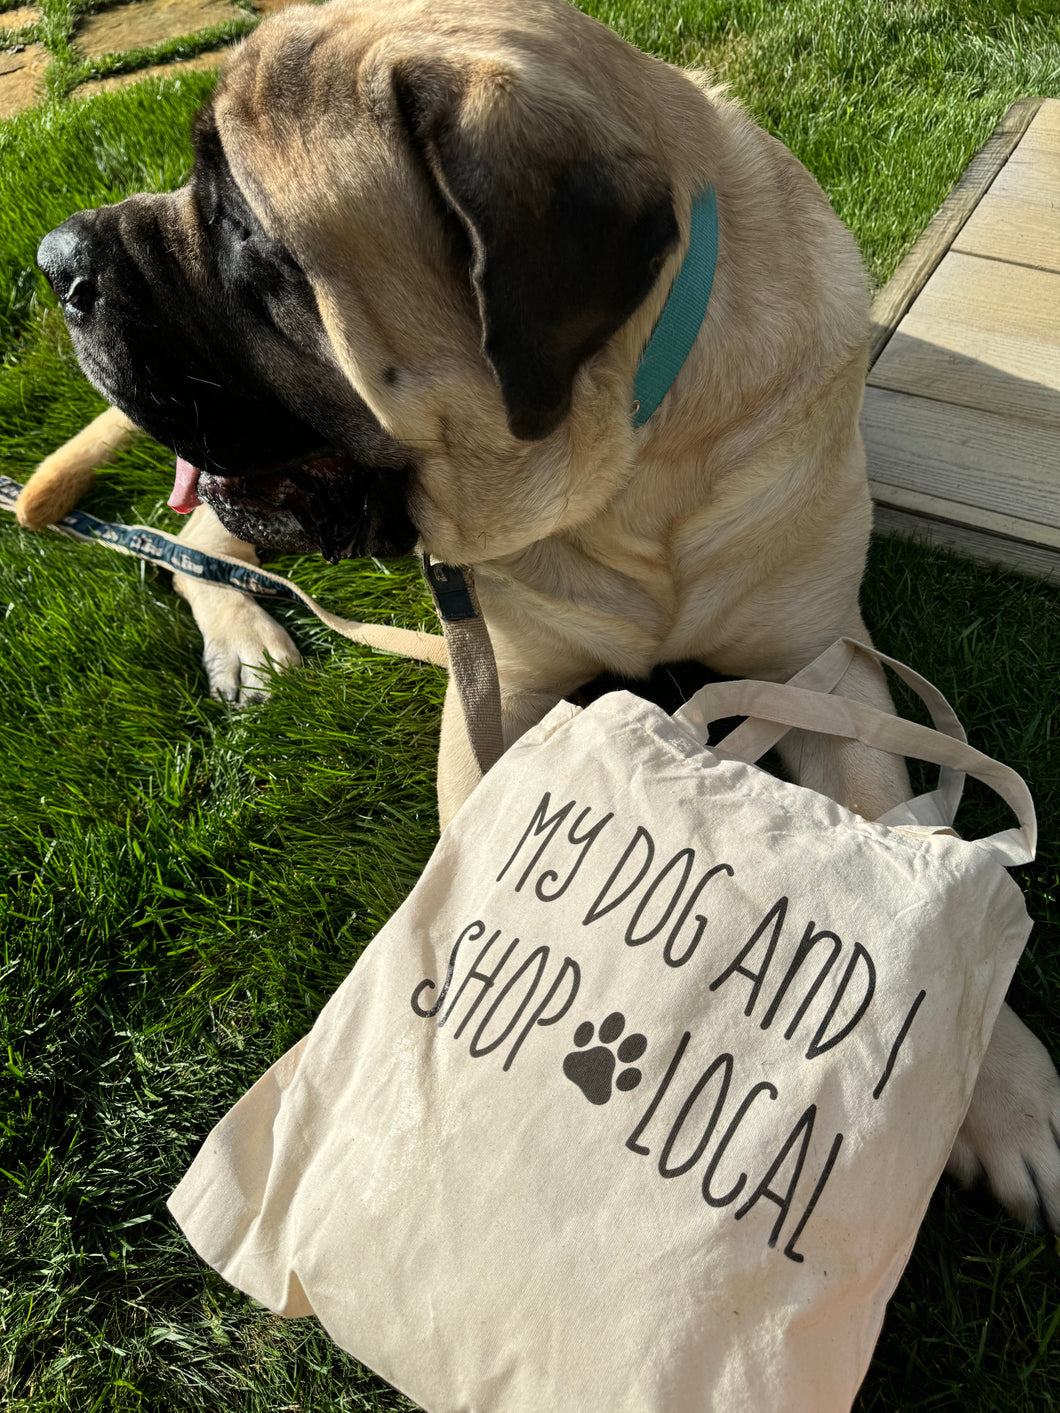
485, 506, 747, 676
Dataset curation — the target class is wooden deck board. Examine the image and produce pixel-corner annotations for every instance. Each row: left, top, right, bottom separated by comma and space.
864, 97, 1060, 578
985, 151, 1060, 207
866, 97, 1042, 366
870, 479, 1060, 550
863, 386, 1060, 529
869, 254, 1060, 424
952, 106, 1060, 272
1024, 99, 1060, 143
872, 506, 1060, 582
953, 196, 1060, 275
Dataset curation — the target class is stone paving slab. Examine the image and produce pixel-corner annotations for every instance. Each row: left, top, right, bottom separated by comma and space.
0, 7, 41, 31
0, 0, 310, 119
75, 43, 225, 95
75, 0, 243, 59
0, 39, 48, 116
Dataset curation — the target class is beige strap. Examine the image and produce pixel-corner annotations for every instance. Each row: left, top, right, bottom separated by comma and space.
676, 638, 967, 828
675, 656, 1035, 865
421, 559, 505, 777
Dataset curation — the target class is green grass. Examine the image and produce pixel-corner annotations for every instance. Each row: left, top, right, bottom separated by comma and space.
1, 0, 257, 100
1, 0, 1060, 1408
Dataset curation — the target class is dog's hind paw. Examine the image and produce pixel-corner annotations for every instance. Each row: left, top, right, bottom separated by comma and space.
15, 407, 137, 528
947, 1002, 1060, 1233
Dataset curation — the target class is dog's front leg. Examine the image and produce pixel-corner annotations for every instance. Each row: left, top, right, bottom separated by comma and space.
173, 505, 301, 704
771, 624, 1060, 1232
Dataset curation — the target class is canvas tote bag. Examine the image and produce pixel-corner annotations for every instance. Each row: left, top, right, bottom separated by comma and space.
169, 637, 1036, 1413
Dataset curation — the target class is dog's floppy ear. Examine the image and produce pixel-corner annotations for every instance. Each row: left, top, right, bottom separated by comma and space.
393, 60, 678, 441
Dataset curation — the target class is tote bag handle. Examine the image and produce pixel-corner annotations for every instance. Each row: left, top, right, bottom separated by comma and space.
676, 638, 967, 830
673, 639, 1035, 866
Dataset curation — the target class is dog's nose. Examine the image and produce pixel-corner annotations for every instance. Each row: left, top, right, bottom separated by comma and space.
37, 215, 99, 317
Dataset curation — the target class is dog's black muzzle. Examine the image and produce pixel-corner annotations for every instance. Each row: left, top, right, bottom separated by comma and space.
36, 199, 321, 474
37, 201, 419, 561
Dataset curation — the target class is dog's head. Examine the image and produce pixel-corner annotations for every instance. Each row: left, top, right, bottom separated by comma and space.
37, 0, 683, 563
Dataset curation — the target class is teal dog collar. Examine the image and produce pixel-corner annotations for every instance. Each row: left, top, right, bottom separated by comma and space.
632, 186, 718, 427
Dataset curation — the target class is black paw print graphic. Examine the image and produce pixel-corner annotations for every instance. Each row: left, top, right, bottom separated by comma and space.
563, 1012, 647, 1105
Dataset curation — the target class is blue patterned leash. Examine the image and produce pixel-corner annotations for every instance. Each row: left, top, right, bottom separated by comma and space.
0, 472, 307, 601
0, 474, 450, 668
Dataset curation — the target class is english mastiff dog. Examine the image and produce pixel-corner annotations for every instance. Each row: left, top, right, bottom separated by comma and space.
28, 0, 1060, 1231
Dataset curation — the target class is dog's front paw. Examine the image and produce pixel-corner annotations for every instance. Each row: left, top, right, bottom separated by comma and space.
947, 1003, 1060, 1232
188, 584, 302, 705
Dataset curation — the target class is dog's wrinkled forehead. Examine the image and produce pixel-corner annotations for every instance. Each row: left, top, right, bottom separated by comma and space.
186, 100, 276, 268
201, 0, 680, 442
206, 7, 464, 271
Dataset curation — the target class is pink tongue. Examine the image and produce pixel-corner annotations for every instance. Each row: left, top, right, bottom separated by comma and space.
168, 457, 202, 514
